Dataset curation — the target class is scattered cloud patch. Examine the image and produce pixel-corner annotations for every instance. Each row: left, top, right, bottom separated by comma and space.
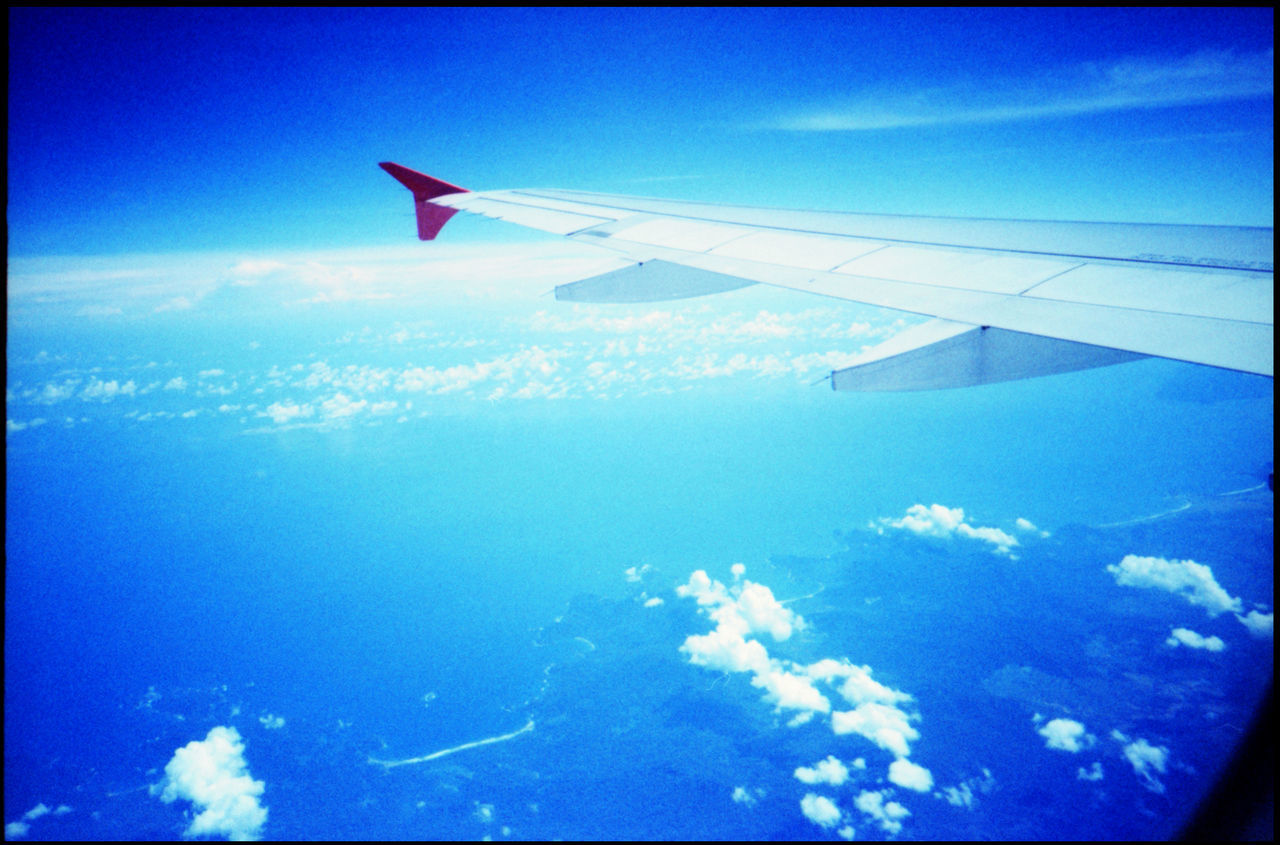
4, 803, 70, 839
874, 503, 1021, 557
1077, 762, 1105, 782
676, 565, 927, 836
731, 786, 764, 807
1165, 627, 1225, 652
888, 757, 933, 792
1107, 555, 1242, 617
1235, 609, 1273, 638
80, 378, 137, 402
258, 714, 285, 730
152, 725, 268, 841
795, 755, 850, 787
800, 793, 842, 830
1112, 731, 1170, 794
1037, 717, 1094, 752
854, 789, 911, 835
261, 401, 314, 425
831, 702, 920, 758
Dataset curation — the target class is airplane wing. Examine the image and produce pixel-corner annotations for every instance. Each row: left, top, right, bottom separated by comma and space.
380, 162, 1273, 391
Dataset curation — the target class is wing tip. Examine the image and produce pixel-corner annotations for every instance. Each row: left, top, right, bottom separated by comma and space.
379, 162, 469, 200
380, 162, 469, 240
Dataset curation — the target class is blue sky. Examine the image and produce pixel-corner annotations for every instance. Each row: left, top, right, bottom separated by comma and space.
8, 7, 1274, 258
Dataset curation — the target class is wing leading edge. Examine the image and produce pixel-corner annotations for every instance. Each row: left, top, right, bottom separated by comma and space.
380, 162, 1273, 389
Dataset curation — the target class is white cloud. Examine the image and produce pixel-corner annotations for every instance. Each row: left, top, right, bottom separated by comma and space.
800, 793, 842, 829
806, 658, 912, 708
731, 786, 762, 806
164, 377, 188, 391
677, 570, 804, 643
853, 790, 910, 835
941, 783, 974, 808
320, 392, 367, 419
1015, 517, 1050, 538
795, 755, 850, 787
1077, 762, 1104, 782
832, 702, 920, 758
80, 378, 137, 401
680, 624, 771, 676
1165, 627, 1226, 652
1115, 734, 1170, 794
887, 758, 933, 792
152, 725, 268, 841
261, 401, 314, 425
1107, 555, 1242, 617
34, 380, 79, 403
1037, 718, 1094, 753
643, 596, 664, 608
1236, 609, 1273, 638
4, 802, 73, 837
874, 503, 1020, 557
258, 714, 285, 730
765, 49, 1274, 132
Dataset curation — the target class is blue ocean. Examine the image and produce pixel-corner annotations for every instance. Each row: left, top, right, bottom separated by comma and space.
5, 285, 1273, 840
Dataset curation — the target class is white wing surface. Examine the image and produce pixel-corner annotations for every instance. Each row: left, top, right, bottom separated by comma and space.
381, 162, 1273, 390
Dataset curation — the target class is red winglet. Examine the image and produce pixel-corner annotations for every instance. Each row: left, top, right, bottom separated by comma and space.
379, 162, 470, 240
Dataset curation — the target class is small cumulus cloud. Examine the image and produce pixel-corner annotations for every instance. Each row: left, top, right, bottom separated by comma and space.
795, 755, 850, 787
1165, 627, 1226, 652
258, 714, 285, 730
1107, 555, 1242, 617
731, 786, 764, 807
854, 790, 910, 835
320, 392, 367, 420
1037, 717, 1094, 753
1112, 731, 1170, 794
1077, 762, 1104, 782
4, 803, 72, 839
1235, 609, 1273, 638
152, 725, 267, 840
261, 401, 314, 425
832, 702, 920, 758
800, 793, 843, 830
887, 757, 933, 792
874, 503, 1021, 557
80, 378, 137, 402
